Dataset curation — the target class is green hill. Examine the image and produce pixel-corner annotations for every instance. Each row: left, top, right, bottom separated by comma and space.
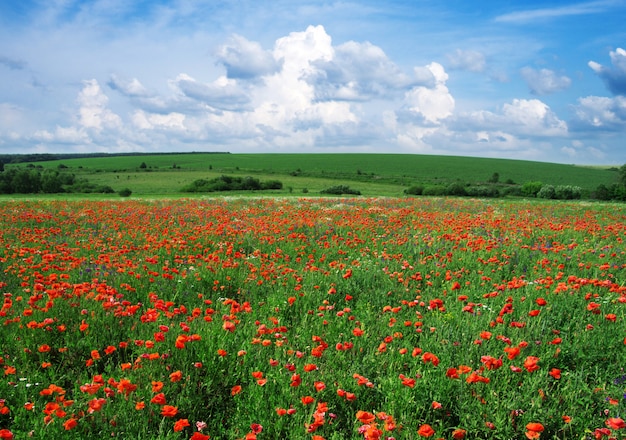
2, 152, 622, 198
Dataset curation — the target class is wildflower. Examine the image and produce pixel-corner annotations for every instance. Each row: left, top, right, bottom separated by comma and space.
452, 428, 466, 439
548, 368, 561, 379
161, 405, 178, 417
190, 433, 210, 440
63, 418, 78, 431
150, 393, 166, 405
606, 417, 626, 429
417, 424, 435, 437
231, 385, 242, 396
525, 422, 544, 439
356, 411, 375, 424
523, 356, 540, 373
173, 418, 190, 432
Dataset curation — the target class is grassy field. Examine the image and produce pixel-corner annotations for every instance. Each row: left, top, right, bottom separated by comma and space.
0, 197, 625, 439
5, 153, 620, 197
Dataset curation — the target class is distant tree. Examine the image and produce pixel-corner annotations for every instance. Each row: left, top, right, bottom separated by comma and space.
521, 181, 543, 197
139, 162, 147, 169
0, 161, 4, 172
594, 184, 610, 200
488, 172, 500, 183
619, 163, 626, 186
41, 170, 64, 193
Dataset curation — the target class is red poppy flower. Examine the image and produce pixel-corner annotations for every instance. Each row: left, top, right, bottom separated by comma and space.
417, 424, 435, 437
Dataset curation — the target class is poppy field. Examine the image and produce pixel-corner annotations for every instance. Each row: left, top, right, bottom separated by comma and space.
0, 197, 625, 439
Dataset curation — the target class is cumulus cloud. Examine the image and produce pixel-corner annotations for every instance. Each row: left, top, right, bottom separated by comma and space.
588, 47, 626, 95
520, 67, 571, 95
456, 98, 567, 137
311, 40, 426, 101
215, 34, 281, 79
402, 62, 455, 124
76, 79, 122, 131
446, 49, 486, 72
571, 95, 626, 130
172, 74, 251, 111
108, 75, 150, 97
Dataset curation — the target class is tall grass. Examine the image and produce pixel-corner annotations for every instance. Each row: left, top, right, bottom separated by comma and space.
0, 198, 624, 439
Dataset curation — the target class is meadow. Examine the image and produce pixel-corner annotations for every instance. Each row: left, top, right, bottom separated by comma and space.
6, 153, 620, 197
0, 197, 625, 439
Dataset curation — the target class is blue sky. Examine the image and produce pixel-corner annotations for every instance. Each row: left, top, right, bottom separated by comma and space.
0, 0, 625, 164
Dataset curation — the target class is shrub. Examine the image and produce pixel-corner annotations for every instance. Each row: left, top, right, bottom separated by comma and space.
466, 186, 500, 198
422, 186, 446, 196
445, 182, 467, 196
320, 185, 361, 195
261, 180, 283, 190
594, 184, 611, 200
501, 186, 522, 197
119, 188, 132, 197
521, 181, 543, 197
181, 175, 283, 193
404, 185, 424, 195
537, 185, 556, 199
554, 185, 581, 200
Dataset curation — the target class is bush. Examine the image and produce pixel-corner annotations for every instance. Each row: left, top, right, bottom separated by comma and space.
422, 186, 446, 196
446, 182, 467, 196
320, 185, 361, 195
119, 188, 132, 197
181, 175, 283, 193
404, 185, 424, 195
537, 185, 556, 199
466, 186, 500, 198
554, 185, 581, 200
261, 180, 283, 190
521, 181, 543, 197
501, 186, 522, 197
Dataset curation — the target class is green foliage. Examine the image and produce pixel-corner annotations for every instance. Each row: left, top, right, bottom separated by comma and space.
404, 185, 424, 195
320, 185, 361, 195
181, 175, 283, 193
65, 179, 115, 194
466, 185, 500, 198
488, 172, 499, 183
554, 185, 582, 200
422, 186, 446, 196
118, 188, 133, 197
521, 181, 543, 197
445, 182, 467, 196
537, 184, 556, 199
3, 154, 622, 199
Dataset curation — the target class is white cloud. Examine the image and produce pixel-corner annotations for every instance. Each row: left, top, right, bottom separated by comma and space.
447, 49, 486, 72
108, 75, 150, 97
495, 1, 621, 23
588, 47, 626, 95
172, 74, 251, 111
215, 34, 280, 79
520, 67, 571, 95
403, 62, 455, 124
76, 79, 121, 131
132, 110, 186, 130
571, 95, 626, 130
456, 98, 568, 138
311, 40, 425, 101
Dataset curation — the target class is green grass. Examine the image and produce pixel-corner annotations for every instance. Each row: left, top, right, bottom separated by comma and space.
0, 198, 625, 439
4, 153, 621, 197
